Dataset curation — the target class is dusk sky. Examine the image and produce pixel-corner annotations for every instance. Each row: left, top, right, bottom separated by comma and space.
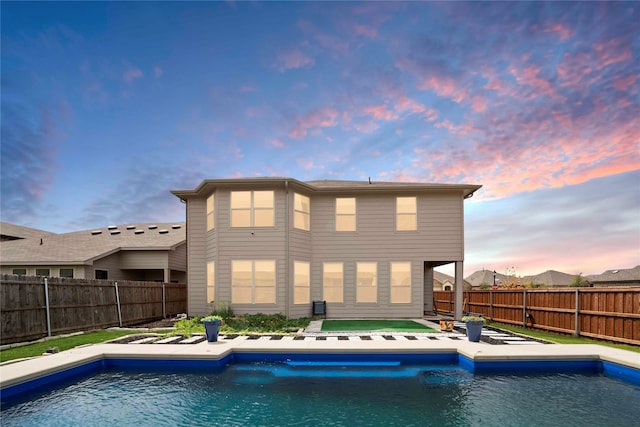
1, 1, 638, 277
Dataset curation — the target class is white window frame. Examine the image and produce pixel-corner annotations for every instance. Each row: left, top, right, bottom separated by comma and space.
231, 260, 276, 304
396, 196, 417, 231
294, 193, 311, 231
356, 262, 377, 303
323, 262, 344, 303
207, 261, 215, 305
293, 261, 310, 304
231, 191, 274, 227
206, 193, 215, 231
336, 197, 356, 232
390, 262, 412, 303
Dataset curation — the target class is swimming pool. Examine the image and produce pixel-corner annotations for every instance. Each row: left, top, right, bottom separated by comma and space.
2, 353, 639, 426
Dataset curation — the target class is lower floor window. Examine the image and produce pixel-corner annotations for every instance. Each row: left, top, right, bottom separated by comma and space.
36, 268, 50, 276
293, 261, 310, 304
60, 268, 74, 278
232, 260, 275, 304
323, 263, 343, 303
95, 270, 108, 280
390, 262, 412, 303
12, 268, 26, 275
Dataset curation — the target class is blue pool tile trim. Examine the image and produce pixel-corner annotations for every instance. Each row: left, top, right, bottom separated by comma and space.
3, 352, 639, 403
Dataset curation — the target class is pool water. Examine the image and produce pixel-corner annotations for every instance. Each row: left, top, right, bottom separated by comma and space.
2, 361, 639, 426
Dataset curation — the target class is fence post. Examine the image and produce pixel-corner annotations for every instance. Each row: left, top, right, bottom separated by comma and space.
162, 283, 166, 319
523, 289, 527, 328
489, 290, 493, 320
574, 289, 580, 337
44, 278, 52, 337
114, 282, 123, 327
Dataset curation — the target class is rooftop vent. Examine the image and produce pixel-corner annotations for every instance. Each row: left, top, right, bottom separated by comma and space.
159, 229, 169, 234
91, 230, 102, 235
171, 224, 181, 229
148, 225, 158, 230
134, 229, 144, 235
107, 225, 118, 230
110, 230, 121, 235
126, 225, 136, 230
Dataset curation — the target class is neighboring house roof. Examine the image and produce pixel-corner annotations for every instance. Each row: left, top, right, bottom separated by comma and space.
465, 270, 509, 287
588, 266, 640, 285
172, 177, 482, 199
522, 270, 575, 287
0, 222, 186, 265
0, 222, 56, 241
434, 271, 472, 289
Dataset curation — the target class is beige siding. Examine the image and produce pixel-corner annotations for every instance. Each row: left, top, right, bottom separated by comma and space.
119, 250, 168, 269
288, 190, 313, 318
187, 198, 208, 315
168, 243, 187, 272
214, 188, 287, 316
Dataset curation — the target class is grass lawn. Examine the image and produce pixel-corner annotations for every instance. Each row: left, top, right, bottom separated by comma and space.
488, 322, 640, 354
0, 330, 139, 363
321, 319, 437, 333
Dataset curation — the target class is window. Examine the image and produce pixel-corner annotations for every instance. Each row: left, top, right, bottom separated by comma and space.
207, 261, 215, 305
336, 198, 356, 231
294, 193, 310, 231
396, 197, 417, 231
12, 268, 26, 275
60, 268, 74, 278
95, 270, 108, 280
323, 263, 343, 303
390, 262, 411, 303
293, 261, 310, 304
357, 262, 377, 303
206, 194, 215, 231
231, 191, 274, 227
231, 260, 275, 304
36, 268, 50, 277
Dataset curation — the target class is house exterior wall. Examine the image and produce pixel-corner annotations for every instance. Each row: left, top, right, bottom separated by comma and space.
176, 179, 477, 319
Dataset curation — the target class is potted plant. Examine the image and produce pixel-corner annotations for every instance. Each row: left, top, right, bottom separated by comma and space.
461, 315, 485, 342
202, 315, 223, 342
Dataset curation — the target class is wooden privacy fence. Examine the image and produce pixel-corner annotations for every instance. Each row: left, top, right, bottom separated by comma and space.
0, 275, 187, 345
434, 288, 640, 345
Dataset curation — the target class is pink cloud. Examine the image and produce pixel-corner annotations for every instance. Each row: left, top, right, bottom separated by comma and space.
594, 38, 632, 69
353, 24, 377, 39
153, 66, 163, 78
418, 75, 467, 103
509, 64, 558, 99
363, 103, 396, 120
289, 108, 339, 139
394, 95, 425, 114
540, 22, 574, 40
470, 96, 487, 112
275, 48, 314, 72
270, 139, 285, 148
123, 67, 143, 83
612, 74, 638, 91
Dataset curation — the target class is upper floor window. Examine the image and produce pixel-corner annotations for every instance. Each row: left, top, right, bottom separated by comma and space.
323, 262, 343, 303
231, 191, 274, 227
293, 261, 310, 304
390, 262, 411, 303
396, 197, 417, 231
231, 260, 275, 304
357, 262, 377, 303
206, 194, 215, 231
294, 193, 310, 231
336, 197, 356, 231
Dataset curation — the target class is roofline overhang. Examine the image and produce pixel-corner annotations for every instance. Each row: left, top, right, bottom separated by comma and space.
172, 178, 482, 200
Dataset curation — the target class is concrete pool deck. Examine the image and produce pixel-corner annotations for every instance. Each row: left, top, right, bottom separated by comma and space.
2, 327, 639, 390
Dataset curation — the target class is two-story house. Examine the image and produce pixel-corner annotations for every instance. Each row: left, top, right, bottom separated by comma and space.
172, 178, 481, 319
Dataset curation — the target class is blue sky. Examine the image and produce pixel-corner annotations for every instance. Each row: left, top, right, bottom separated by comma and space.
1, 1, 638, 277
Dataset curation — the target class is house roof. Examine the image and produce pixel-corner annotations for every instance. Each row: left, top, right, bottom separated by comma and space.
172, 177, 482, 199
588, 265, 640, 284
0, 222, 186, 265
465, 270, 508, 287
521, 270, 575, 287
434, 271, 472, 289
0, 222, 56, 240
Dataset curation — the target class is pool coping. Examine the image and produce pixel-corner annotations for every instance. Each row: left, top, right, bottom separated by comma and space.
1, 333, 639, 392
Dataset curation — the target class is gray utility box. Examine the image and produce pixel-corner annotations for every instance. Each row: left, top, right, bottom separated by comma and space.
312, 300, 326, 316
